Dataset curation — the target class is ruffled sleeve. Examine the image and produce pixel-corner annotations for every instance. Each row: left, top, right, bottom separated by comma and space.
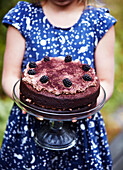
2, 1, 27, 37
95, 7, 117, 42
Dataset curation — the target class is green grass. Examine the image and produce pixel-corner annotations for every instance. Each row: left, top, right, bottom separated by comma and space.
0, 97, 13, 148
101, 38, 123, 115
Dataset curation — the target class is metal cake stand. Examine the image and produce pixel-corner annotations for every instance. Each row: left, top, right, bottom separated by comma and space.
13, 80, 106, 150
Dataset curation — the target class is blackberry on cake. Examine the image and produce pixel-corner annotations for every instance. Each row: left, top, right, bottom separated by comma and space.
29, 61, 37, 68
28, 69, 36, 75
82, 64, 91, 72
40, 75, 49, 84
20, 56, 100, 111
63, 78, 72, 87
44, 56, 50, 62
65, 55, 72, 63
83, 74, 92, 81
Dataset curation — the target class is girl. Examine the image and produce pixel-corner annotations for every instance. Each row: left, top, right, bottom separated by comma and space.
0, 0, 117, 169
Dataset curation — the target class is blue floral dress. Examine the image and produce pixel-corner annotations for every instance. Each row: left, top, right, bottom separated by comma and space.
1, 1, 117, 169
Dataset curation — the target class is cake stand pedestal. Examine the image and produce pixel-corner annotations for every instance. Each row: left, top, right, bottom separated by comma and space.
35, 120, 76, 150
13, 80, 106, 150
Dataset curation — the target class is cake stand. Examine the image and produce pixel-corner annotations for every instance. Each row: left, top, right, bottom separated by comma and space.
13, 80, 106, 150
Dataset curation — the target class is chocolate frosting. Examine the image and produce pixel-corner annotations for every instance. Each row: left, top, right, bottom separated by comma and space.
22, 57, 98, 96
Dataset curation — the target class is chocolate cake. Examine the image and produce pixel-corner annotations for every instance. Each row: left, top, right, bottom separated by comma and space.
20, 56, 100, 111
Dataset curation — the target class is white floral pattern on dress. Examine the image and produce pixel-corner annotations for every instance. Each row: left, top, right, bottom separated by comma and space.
0, 1, 116, 169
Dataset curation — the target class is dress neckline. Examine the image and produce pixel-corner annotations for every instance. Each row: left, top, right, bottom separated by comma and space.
40, 5, 88, 30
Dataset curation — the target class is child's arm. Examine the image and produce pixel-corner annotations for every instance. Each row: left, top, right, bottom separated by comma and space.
95, 26, 115, 103
2, 26, 25, 99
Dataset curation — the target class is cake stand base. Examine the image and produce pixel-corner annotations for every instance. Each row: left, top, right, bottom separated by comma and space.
34, 121, 76, 150
13, 80, 106, 151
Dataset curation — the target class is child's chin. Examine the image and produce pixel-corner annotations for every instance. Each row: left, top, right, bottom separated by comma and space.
51, 0, 75, 7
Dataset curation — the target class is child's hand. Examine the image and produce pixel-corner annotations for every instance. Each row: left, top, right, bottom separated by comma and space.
36, 116, 44, 121
72, 119, 77, 123
96, 86, 105, 106
22, 109, 44, 120
71, 113, 92, 123
22, 110, 27, 114
88, 115, 92, 119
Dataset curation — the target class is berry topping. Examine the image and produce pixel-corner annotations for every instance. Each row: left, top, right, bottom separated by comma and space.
28, 69, 36, 75
65, 55, 72, 63
82, 64, 91, 72
63, 78, 72, 87
40, 75, 49, 83
29, 61, 37, 68
44, 56, 50, 62
83, 74, 92, 81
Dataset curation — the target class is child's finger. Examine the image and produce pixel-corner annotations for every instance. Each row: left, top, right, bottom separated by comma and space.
22, 107, 27, 114
22, 110, 27, 114
72, 117, 77, 123
88, 116, 92, 119
36, 116, 44, 121
21, 108, 44, 121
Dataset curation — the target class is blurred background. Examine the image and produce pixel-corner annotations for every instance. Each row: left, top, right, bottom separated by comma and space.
0, 0, 123, 148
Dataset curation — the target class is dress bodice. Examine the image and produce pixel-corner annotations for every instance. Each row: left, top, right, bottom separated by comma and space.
2, 1, 117, 72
